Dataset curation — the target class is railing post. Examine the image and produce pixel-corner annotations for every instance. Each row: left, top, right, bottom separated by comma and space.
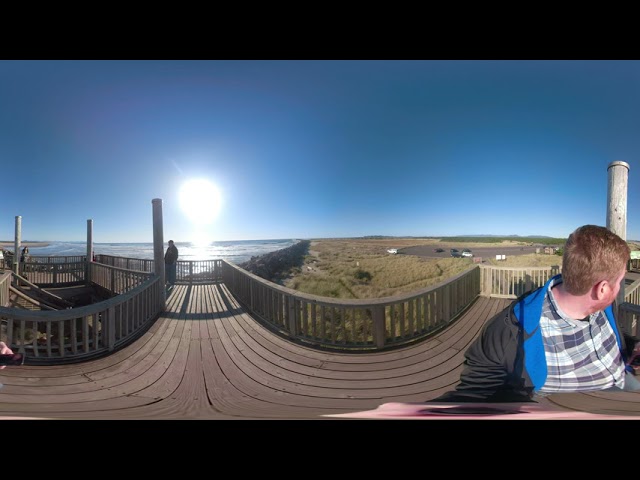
444, 284, 451, 322
13, 216, 21, 278
152, 199, 166, 305
86, 219, 93, 285
107, 306, 116, 350
373, 306, 386, 348
286, 295, 297, 335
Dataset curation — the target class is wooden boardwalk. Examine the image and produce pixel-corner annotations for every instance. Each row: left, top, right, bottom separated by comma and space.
0, 283, 638, 419
0, 284, 511, 419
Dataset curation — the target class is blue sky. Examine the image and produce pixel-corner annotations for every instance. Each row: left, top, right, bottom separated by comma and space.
1, 60, 638, 242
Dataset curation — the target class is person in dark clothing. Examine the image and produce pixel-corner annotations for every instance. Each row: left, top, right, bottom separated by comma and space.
433, 225, 639, 403
20, 247, 28, 263
164, 240, 179, 286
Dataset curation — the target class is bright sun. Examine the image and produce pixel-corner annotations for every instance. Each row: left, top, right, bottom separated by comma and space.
178, 178, 222, 225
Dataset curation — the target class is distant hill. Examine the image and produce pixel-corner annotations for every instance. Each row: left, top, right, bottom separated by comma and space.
359, 234, 566, 245
440, 236, 566, 245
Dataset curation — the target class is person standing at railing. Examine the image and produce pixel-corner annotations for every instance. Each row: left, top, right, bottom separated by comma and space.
432, 224, 640, 403
164, 240, 179, 287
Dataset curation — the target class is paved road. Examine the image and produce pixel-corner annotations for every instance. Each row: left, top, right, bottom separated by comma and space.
400, 245, 549, 260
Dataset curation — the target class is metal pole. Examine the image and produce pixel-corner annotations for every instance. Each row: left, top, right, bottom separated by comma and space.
152, 199, 166, 304
86, 219, 93, 284
13, 216, 21, 277
607, 160, 630, 315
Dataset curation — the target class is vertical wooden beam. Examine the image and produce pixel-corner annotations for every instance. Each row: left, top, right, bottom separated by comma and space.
86, 219, 93, 285
372, 306, 385, 348
607, 161, 630, 317
14, 215, 21, 277
152, 198, 166, 306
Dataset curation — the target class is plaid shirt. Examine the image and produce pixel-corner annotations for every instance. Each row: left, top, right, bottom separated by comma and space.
538, 277, 626, 393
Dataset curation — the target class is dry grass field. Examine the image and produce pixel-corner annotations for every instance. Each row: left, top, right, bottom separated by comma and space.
283, 238, 565, 300
285, 237, 640, 300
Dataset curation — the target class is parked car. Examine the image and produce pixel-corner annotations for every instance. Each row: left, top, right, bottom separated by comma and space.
461, 249, 473, 257
450, 249, 461, 258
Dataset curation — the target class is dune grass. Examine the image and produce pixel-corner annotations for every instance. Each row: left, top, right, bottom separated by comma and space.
283, 238, 571, 300
285, 239, 475, 299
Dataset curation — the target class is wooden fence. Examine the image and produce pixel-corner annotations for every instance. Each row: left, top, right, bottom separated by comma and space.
0, 271, 10, 308
480, 265, 562, 298
1, 255, 87, 287
0, 263, 163, 363
3, 253, 640, 358
221, 260, 480, 350
96, 255, 223, 284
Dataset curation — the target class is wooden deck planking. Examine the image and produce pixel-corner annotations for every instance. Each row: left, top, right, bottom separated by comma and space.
1, 283, 635, 419
221, 295, 492, 388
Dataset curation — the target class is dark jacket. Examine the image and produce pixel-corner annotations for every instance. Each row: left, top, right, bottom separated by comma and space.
164, 245, 178, 265
433, 274, 636, 403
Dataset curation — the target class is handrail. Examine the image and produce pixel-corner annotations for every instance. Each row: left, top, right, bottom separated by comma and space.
0, 275, 163, 363
221, 260, 481, 350
11, 272, 74, 308
479, 264, 562, 298
96, 255, 223, 284
0, 271, 11, 308
9, 285, 58, 311
1, 252, 638, 359
625, 277, 640, 305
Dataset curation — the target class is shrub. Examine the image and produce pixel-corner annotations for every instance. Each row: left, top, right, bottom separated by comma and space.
354, 269, 372, 282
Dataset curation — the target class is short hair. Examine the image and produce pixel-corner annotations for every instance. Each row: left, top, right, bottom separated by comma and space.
562, 225, 630, 295
168, 240, 174, 244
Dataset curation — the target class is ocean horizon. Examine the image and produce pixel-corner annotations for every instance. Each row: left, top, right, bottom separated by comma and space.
9, 239, 300, 265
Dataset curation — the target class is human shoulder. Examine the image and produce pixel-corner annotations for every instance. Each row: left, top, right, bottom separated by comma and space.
484, 300, 519, 332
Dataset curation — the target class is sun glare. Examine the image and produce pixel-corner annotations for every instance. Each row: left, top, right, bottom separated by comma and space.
178, 178, 222, 225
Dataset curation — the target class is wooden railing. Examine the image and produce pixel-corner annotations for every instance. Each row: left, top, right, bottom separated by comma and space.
221, 260, 480, 350
89, 263, 154, 295
3, 253, 639, 358
0, 259, 163, 362
619, 303, 640, 337
97, 255, 223, 284
0, 271, 10, 307
1, 255, 86, 286
480, 265, 562, 298
625, 277, 640, 305
96, 254, 154, 273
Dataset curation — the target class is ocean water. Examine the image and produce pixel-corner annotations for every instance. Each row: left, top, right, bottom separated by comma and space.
19, 239, 299, 265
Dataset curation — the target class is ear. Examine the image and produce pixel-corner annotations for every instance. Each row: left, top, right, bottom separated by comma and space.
593, 280, 608, 300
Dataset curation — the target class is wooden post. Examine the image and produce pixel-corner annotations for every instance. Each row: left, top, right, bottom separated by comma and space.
107, 306, 116, 350
373, 306, 386, 348
14, 216, 21, 277
86, 219, 93, 285
607, 161, 629, 317
152, 198, 166, 305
